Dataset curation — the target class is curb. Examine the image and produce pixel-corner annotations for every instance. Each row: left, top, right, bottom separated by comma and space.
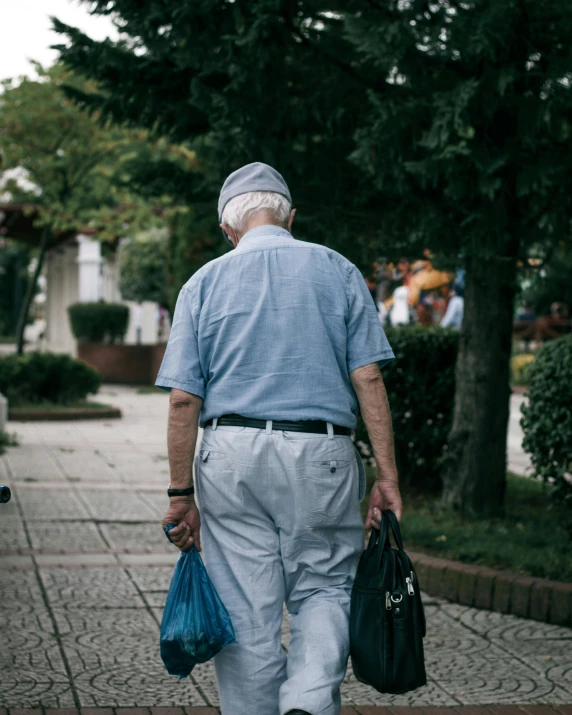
8, 407, 122, 421
409, 551, 572, 626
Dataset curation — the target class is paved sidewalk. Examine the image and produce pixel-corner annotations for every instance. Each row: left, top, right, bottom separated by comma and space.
1, 387, 568, 711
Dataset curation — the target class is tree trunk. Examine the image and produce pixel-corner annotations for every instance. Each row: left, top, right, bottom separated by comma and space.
16, 226, 51, 356
441, 254, 517, 517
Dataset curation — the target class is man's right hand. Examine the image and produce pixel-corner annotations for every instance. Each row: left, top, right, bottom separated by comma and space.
365, 479, 403, 530
162, 497, 202, 552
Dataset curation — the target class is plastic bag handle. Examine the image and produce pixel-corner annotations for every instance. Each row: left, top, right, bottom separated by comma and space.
164, 523, 177, 543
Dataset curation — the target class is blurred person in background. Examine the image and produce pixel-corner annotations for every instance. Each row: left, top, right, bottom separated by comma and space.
441, 281, 465, 330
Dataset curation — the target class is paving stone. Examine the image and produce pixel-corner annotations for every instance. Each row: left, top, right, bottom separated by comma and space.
117, 553, 178, 567
27, 522, 107, 552
82, 492, 157, 522
0, 514, 31, 550
4, 386, 572, 710
5, 447, 66, 481
99, 524, 171, 553
35, 554, 117, 568
0, 555, 35, 570
126, 567, 173, 592
17, 491, 89, 521
51, 609, 207, 707
40, 567, 145, 610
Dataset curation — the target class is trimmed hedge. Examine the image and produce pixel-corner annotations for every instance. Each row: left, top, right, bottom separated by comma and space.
355, 326, 459, 493
68, 302, 130, 344
521, 335, 572, 534
0, 352, 101, 406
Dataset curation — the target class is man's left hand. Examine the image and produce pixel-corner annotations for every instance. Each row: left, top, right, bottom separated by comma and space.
162, 498, 201, 552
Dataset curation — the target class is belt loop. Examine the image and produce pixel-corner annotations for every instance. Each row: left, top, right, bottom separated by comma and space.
266, 420, 273, 435
212, 417, 218, 431
327, 422, 334, 440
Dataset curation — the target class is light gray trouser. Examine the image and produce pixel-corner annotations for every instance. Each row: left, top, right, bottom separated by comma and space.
194, 421, 366, 715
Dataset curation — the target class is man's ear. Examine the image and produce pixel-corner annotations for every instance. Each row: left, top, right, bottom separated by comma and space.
220, 223, 239, 248
287, 209, 296, 232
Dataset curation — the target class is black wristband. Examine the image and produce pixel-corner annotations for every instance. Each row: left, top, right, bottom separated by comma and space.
167, 486, 195, 497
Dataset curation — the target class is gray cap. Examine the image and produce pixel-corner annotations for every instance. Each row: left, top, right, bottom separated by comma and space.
218, 162, 292, 223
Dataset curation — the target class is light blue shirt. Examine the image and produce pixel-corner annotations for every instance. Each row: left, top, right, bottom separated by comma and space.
155, 225, 394, 428
440, 295, 464, 330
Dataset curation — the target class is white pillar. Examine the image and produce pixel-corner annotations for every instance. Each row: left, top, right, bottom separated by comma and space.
76, 234, 102, 302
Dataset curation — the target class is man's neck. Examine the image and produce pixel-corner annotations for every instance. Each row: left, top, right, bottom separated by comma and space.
238, 215, 286, 241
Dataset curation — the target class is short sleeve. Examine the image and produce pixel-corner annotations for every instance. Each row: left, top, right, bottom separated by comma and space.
155, 286, 206, 398
346, 265, 394, 373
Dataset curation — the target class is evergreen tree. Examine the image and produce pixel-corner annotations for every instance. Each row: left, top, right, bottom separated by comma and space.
55, 0, 572, 516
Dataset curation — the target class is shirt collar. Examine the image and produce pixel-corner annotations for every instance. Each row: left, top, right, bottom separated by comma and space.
235, 225, 293, 250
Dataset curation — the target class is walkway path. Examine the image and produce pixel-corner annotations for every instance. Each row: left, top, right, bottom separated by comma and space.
1, 387, 567, 711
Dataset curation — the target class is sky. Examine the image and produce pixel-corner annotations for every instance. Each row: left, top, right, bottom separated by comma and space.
1, 0, 119, 83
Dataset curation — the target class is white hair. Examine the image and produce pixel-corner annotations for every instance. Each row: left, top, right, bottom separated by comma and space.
221, 191, 291, 234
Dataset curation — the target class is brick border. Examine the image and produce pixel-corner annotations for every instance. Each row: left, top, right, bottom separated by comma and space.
409, 551, 572, 626
3, 705, 571, 715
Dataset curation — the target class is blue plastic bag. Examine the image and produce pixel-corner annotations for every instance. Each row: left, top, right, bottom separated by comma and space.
160, 524, 236, 678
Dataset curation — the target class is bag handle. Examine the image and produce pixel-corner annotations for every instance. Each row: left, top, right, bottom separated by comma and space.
364, 513, 390, 571
383, 509, 405, 551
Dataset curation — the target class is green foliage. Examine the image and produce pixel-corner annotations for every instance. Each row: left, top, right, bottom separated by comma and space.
0, 352, 101, 406
521, 336, 572, 534
366, 472, 571, 582
68, 302, 130, 344
355, 327, 458, 492
0, 63, 168, 241
0, 240, 30, 336
166, 207, 226, 313
521, 246, 572, 317
53, 1, 572, 266
118, 228, 169, 306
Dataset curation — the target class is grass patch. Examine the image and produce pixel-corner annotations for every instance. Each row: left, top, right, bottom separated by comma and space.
362, 469, 571, 582
13, 400, 112, 410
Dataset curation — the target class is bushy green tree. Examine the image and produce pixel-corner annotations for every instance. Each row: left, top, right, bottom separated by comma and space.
55, 0, 572, 516
118, 228, 169, 307
0, 64, 166, 353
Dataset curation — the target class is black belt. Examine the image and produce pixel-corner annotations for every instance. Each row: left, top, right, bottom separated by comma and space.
205, 413, 351, 436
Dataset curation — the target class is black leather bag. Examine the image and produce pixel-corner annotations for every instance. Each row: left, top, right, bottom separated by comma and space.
350, 509, 427, 694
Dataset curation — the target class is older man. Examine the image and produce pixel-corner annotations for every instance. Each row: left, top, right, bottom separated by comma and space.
156, 163, 402, 715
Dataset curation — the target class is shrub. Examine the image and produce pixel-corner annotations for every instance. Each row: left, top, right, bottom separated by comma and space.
521, 335, 572, 534
68, 302, 130, 344
511, 353, 535, 384
355, 326, 459, 493
0, 352, 101, 406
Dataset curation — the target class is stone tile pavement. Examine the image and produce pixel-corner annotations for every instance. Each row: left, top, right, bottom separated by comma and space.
1, 387, 569, 711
